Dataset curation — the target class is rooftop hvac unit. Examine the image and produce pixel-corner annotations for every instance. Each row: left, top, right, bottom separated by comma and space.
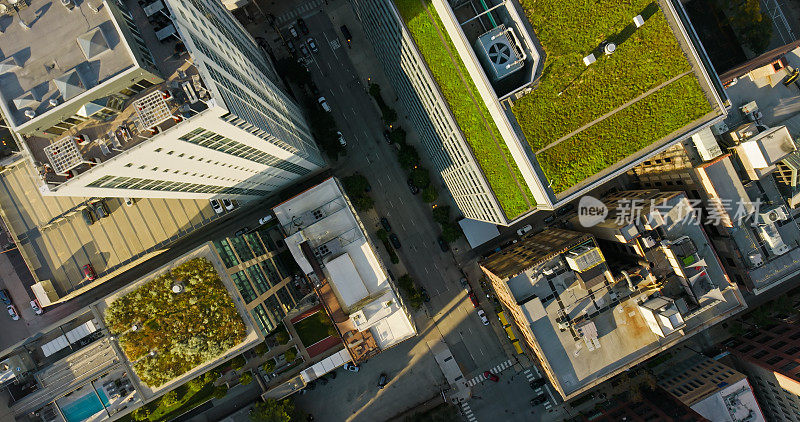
757, 223, 790, 256
711, 122, 729, 136
759, 207, 788, 224
474, 25, 526, 82
691, 127, 723, 161
748, 252, 764, 268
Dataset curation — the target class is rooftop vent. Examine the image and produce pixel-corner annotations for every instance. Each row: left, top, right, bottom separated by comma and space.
474, 25, 526, 81
13, 92, 40, 110
24, 110, 36, 119
77, 28, 110, 60
53, 69, 86, 101
0, 55, 22, 73
61, 0, 75, 9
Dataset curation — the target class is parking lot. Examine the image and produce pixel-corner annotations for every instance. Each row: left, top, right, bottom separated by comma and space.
0, 156, 224, 298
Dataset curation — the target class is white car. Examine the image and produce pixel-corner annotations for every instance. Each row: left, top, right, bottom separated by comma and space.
259, 215, 274, 225
30, 300, 43, 315
222, 198, 235, 211
477, 309, 489, 326
318, 96, 331, 112
337, 131, 346, 147
210, 199, 224, 214
516, 224, 533, 237
343, 362, 360, 372
7, 304, 19, 321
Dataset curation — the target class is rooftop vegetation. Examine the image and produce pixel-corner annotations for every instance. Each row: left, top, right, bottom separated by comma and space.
513, 0, 712, 193
104, 258, 246, 387
537, 75, 710, 192
395, 0, 535, 220
294, 310, 337, 346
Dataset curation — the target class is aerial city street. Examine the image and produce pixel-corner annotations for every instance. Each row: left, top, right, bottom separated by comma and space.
0, 0, 799, 421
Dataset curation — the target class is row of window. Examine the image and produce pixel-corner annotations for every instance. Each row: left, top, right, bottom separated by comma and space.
179, 127, 311, 175
86, 174, 269, 196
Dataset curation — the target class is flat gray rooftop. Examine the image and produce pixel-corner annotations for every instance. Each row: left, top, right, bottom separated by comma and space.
0, 0, 136, 127
724, 46, 800, 128
0, 155, 222, 297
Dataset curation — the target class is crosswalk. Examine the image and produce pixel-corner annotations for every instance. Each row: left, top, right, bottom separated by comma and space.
523, 368, 554, 411
523, 368, 536, 382
464, 359, 514, 387
275, 0, 324, 26
460, 401, 477, 422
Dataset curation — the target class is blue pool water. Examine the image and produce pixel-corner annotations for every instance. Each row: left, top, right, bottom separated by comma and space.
58, 390, 106, 422
97, 389, 110, 407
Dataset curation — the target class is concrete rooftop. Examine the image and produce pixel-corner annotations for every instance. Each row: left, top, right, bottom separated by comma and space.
0, 0, 135, 128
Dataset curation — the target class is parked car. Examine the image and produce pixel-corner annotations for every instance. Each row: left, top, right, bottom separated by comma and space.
83, 264, 97, 281
30, 299, 43, 315
477, 309, 489, 326
234, 227, 250, 237
296, 18, 309, 34
484, 371, 499, 382
468, 291, 479, 308
516, 224, 532, 237
557, 203, 575, 215
0, 289, 11, 305
530, 378, 546, 389
389, 233, 401, 249
286, 40, 296, 55
543, 214, 556, 224
124, 198, 134, 207
420, 287, 430, 303
437, 237, 449, 252
530, 394, 548, 405
343, 362, 359, 372
380, 217, 391, 232
222, 198, 235, 211
340, 25, 352, 46
299, 44, 309, 57
382, 129, 392, 143
406, 178, 419, 194
337, 131, 346, 147
378, 372, 388, 389
259, 215, 274, 225
460, 277, 470, 293
288, 25, 298, 38
307, 37, 319, 54
210, 199, 224, 214
7, 304, 19, 321
82, 208, 95, 225
318, 96, 331, 112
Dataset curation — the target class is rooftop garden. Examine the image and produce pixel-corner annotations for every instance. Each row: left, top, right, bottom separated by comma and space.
294, 310, 337, 346
514, 0, 713, 193
104, 258, 247, 388
395, 0, 535, 220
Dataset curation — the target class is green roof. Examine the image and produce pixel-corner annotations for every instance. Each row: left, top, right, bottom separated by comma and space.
395, 0, 535, 220
513, 0, 713, 193
104, 258, 247, 387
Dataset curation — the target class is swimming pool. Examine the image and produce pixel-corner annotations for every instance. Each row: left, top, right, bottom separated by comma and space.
97, 388, 110, 407
58, 389, 106, 422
